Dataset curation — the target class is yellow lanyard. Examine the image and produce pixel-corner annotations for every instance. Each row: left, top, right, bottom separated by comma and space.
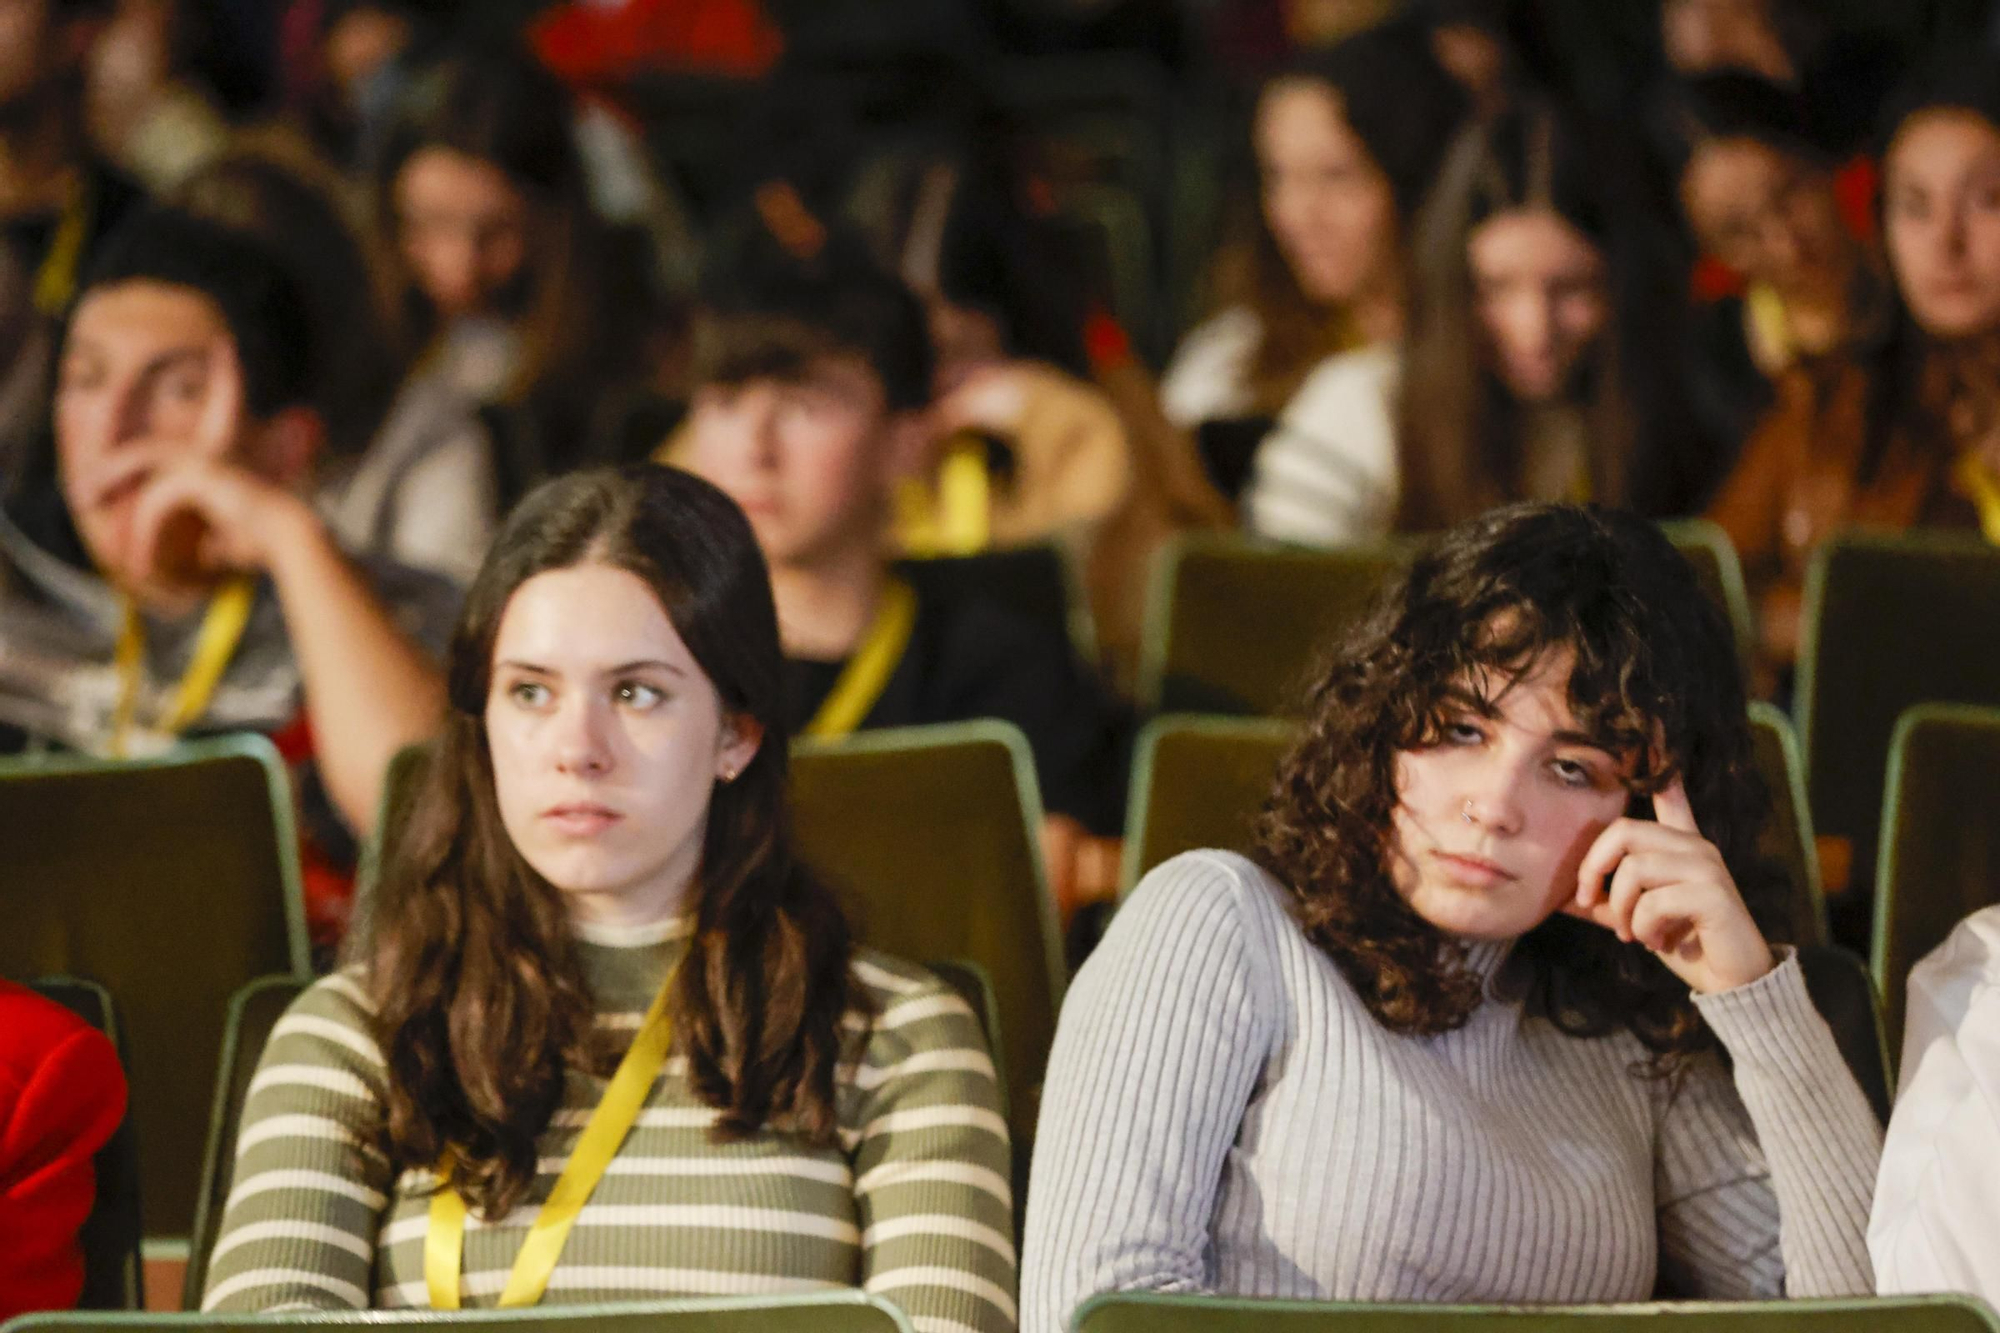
894, 437, 990, 557
111, 578, 256, 758
1744, 283, 1796, 375
32, 184, 91, 316
803, 578, 916, 740
1956, 451, 2000, 544
426, 973, 677, 1310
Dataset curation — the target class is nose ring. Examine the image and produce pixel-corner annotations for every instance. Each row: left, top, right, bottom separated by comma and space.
1462, 800, 1476, 824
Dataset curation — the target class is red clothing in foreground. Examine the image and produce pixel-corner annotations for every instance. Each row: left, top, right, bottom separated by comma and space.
0, 981, 127, 1320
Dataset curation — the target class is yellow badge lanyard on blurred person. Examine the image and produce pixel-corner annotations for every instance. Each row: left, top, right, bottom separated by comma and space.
803, 578, 916, 739
110, 578, 256, 757
1956, 451, 2000, 544
894, 436, 990, 556
32, 185, 91, 316
426, 972, 677, 1309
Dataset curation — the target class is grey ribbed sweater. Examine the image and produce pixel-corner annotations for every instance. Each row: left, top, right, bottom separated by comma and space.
1022, 852, 1880, 1333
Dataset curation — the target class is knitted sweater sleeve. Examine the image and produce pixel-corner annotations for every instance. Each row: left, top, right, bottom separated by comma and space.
201, 972, 393, 1312
1020, 854, 1278, 1333
849, 958, 1018, 1333
1654, 953, 1880, 1298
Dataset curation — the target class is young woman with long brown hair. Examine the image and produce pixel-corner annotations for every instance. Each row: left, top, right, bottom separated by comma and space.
1022, 504, 1878, 1332
1391, 103, 1702, 533
201, 465, 1014, 1330
1160, 22, 1469, 454
1246, 102, 1702, 548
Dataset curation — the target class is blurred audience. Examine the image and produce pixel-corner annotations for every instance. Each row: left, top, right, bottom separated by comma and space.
370, 46, 658, 504
1161, 21, 1470, 500
173, 140, 497, 584
1247, 100, 1698, 546
876, 141, 1135, 565
1663, 73, 1888, 497
0, 208, 452, 942
1657, 0, 1901, 156
0, 0, 147, 487
1708, 54, 2000, 683
82, 0, 227, 192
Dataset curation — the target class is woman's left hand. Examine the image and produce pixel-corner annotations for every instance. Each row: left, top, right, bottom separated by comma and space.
1565, 776, 1776, 994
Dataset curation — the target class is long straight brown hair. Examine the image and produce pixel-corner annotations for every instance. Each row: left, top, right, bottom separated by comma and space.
367, 464, 863, 1219
1395, 102, 1696, 530
1210, 21, 1470, 416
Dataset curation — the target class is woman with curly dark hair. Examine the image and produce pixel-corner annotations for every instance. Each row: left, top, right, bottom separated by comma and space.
1022, 504, 1878, 1332
201, 465, 1014, 1330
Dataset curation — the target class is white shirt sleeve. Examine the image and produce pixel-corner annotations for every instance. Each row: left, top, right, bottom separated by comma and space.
1870, 906, 2000, 1304
1241, 345, 1401, 548
1159, 308, 1262, 429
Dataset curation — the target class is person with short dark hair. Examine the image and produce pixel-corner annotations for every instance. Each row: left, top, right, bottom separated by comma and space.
1658, 72, 1886, 498
671, 244, 1129, 855
0, 0, 146, 491
0, 206, 452, 943
201, 465, 1013, 1330
1023, 505, 1879, 1332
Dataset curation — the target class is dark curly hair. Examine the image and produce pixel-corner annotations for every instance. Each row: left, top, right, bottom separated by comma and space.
1254, 504, 1785, 1069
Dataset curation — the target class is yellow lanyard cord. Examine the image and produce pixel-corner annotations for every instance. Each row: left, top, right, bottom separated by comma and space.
1956, 451, 2000, 544
33, 185, 91, 316
426, 973, 678, 1310
111, 578, 256, 758
894, 436, 990, 557
803, 578, 916, 740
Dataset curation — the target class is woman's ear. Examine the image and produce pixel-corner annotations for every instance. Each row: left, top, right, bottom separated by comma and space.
716, 713, 765, 783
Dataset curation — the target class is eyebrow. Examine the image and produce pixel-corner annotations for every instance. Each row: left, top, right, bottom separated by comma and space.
1440, 687, 1619, 754
494, 659, 688, 677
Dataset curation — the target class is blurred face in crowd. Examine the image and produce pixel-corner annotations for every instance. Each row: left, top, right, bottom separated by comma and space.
1884, 109, 2000, 340
1468, 208, 1609, 404
0, 0, 80, 112
1256, 78, 1401, 306
929, 296, 1007, 397
486, 562, 758, 924
1430, 23, 1507, 111
681, 355, 926, 570
1660, 0, 1795, 85
1681, 136, 1848, 302
1389, 651, 1633, 941
54, 280, 304, 594
394, 146, 532, 323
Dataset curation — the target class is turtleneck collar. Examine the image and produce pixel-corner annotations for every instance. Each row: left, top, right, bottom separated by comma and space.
571, 912, 694, 949
1457, 935, 1517, 986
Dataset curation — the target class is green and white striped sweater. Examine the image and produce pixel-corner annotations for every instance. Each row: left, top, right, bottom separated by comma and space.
200, 916, 1016, 1333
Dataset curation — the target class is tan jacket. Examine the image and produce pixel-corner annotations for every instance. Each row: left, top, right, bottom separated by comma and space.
1707, 359, 1978, 672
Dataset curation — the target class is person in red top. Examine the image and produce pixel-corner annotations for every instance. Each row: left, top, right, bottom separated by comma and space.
0, 979, 127, 1320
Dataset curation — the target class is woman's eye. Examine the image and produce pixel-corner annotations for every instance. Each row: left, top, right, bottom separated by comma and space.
1550, 757, 1600, 788
508, 680, 550, 707
615, 681, 664, 709
1444, 721, 1484, 745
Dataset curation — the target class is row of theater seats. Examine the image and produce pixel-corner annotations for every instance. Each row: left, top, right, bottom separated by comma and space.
3, 1267, 1999, 1330
9, 694, 1999, 1309
3, 523, 1998, 1313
